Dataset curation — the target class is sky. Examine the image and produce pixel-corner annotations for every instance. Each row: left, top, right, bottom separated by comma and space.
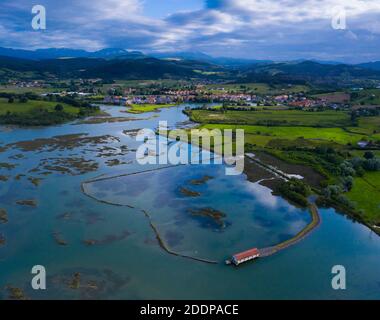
1, 0, 380, 63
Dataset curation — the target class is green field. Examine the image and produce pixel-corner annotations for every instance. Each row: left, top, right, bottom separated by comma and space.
190, 106, 380, 226
0, 86, 65, 94
100, 79, 192, 93
126, 104, 178, 114
350, 149, 380, 158
357, 117, 380, 133
347, 171, 380, 224
200, 124, 371, 146
204, 83, 310, 95
0, 98, 79, 115
188, 109, 352, 127
351, 88, 380, 105
211, 105, 289, 111
344, 117, 380, 142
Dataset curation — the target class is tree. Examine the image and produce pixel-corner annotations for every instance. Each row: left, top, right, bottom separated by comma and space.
8, 97, 14, 103
335, 194, 355, 210
54, 104, 64, 112
221, 102, 228, 113
364, 151, 374, 160
350, 110, 360, 126
19, 96, 28, 103
323, 185, 343, 198
363, 158, 380, 171
341, 176, 353, 191
339, 161, 355, 176
277, 178, 311, 207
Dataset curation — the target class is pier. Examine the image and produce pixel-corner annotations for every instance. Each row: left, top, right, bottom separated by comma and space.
82, 156, 322, 267
225, 154, 322, 265
227, 203, 321, 265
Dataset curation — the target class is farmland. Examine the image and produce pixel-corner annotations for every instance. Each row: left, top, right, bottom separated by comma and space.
204, 83, 310, 95
0, 97, 100, 126
0, 98, 79, 115
126, 103, 178, 114
188, 106, 380, 230
200, 124, 373, 146
312, 91, 351, 103
351, 88, 380, 105
347, 171, 380, 224
186, 109, 352, 127
0, 86, 65, 95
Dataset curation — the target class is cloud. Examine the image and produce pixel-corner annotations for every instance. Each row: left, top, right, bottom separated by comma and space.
0, 0, 380, 62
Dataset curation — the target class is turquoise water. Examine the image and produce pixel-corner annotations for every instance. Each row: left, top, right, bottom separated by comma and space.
0, 104, 379, 300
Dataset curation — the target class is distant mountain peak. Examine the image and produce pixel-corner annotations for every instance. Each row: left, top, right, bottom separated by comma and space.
0, 47, 146, 60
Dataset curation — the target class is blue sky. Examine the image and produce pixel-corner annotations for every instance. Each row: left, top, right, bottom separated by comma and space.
1, 0, 380, 63
143, 0, 204, 18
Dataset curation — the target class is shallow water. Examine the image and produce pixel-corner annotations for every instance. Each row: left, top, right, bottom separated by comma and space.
84, 164, 310, 261
0, 104, 379, 300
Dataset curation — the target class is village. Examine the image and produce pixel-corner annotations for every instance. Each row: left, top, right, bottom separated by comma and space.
102, 87, 350, 110
1, 78, 364, 111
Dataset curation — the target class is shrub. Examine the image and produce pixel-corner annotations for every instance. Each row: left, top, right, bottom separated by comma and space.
363, 158, 380, 171
364, 151, 375, 160
339, 161, 356, 176
335, 194, 355, 210
54, 104, 64, 112
277, 178, 311, 207
341, 175, 353, 191
350, 157, 363, 170
355, 166, 365, 177
323, 185, 343, 198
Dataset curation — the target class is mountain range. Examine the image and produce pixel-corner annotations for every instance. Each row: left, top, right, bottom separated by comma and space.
0, 47, 146, 61
1, 47, 380, 70
0, 47, 275, 68
1, 47, 380, 85
0, 55, 226, 80
357, 61, 380, 71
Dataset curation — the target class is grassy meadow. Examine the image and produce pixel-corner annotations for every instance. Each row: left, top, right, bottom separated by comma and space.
347, 171, 380, 224
188, 106, 380, 227
351, 88, 380, 105
126, 104, 178, 114
204, 83, 310, 95
0, 98, 79, 115
200, 124, 373, 146
188, 109, 352, 127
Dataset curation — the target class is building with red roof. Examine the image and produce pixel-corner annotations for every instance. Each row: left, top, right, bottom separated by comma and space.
232, 248, 260, 265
